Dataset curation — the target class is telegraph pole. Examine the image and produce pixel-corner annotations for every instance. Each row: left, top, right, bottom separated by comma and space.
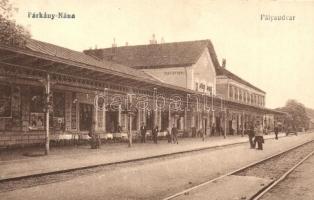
45, 73, 50, 155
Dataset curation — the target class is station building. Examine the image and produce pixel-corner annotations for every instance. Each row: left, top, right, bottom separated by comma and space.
0, 38, 281, 147
85, 39, 277, 136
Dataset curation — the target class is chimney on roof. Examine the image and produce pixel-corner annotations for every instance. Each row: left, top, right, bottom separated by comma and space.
112, 38, 117, 48
125, 41, 128, 46
222, 58, 226, 68
111, 38, 117, 55
149, 34, 157, 44
94, 45, 98, 49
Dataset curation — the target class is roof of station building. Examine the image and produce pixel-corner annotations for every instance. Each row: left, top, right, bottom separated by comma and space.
216, 67, 265, 93
84, 39, 265, 93
83, 40, 220, 69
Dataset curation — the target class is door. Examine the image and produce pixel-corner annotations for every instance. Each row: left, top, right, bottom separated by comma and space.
79, 103, 93, 131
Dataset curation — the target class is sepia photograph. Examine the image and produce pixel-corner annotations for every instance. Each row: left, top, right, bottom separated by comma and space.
0, 0, 314, 199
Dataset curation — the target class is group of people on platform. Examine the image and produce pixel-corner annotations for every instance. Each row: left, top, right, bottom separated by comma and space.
247, 121, 264, 150
89, 119, 285, 150
140, 123, 179, 144
246, 120, 276, 150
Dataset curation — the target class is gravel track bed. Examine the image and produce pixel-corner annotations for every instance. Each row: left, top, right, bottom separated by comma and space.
234, 141, 314, 179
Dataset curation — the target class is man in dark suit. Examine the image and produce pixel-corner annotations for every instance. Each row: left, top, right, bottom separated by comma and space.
152, 125, 159, 144
274, 124, 279, 140
171, 124, 178, 144
140, 123, 146, 143
248, 122, 255, 148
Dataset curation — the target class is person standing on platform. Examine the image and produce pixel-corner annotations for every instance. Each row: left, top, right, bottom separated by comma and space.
152, 125, 159, 144
167, 126, 172, 143
171, 124, 178, 144
89, 121, 100, 149
248, 122, 255, 149
211, 123, 216, 136
254, 121, 264, 150
274, 124, 279, 140
200, 127, 205, 141
140, 123, 146, 143
191, 126, 196, 137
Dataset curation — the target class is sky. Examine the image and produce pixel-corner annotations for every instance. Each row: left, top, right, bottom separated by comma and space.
8, 0, 314, 109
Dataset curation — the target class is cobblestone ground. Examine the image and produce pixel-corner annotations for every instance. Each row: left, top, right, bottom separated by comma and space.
1, 133, 314, 200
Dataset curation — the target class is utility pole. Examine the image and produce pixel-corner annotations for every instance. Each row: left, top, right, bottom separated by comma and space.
45, 73, 51, 155
127, 93, 135, 148
128, 113, 132, 147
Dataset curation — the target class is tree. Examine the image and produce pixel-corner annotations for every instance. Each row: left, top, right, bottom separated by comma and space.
278, 99, 310, 130
0, 0, 30, 47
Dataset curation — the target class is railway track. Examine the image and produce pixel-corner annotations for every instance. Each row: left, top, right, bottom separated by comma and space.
251, 149, 314, 200
163, 139, 314, 200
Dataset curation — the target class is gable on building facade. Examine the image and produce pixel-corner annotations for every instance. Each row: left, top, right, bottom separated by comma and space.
192, 47, 216, 95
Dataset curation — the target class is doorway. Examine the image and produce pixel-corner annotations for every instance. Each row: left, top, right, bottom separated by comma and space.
203, 118, 208, 135
161, 111, 169, 131
79, 103, 93, 131
106, 110, 118, 132
146, 110, 153, 130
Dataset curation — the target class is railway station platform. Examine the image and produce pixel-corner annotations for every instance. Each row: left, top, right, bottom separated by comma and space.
0, 132, 312, 182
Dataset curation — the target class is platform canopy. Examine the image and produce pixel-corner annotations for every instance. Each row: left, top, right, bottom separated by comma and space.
0, 41, 284, 116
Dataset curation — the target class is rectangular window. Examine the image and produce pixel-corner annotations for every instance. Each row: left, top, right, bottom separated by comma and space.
244, 92, 247, 103
53, 92, 65, 131
0, 84, 12, 118
30, 87, 44, 113
29, 87, 45, 130
258, 96, 261, 106
239, 89, 242, 101
53, 92, 65, 117
229, 86, 233, 98
255, 95, 257, 104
